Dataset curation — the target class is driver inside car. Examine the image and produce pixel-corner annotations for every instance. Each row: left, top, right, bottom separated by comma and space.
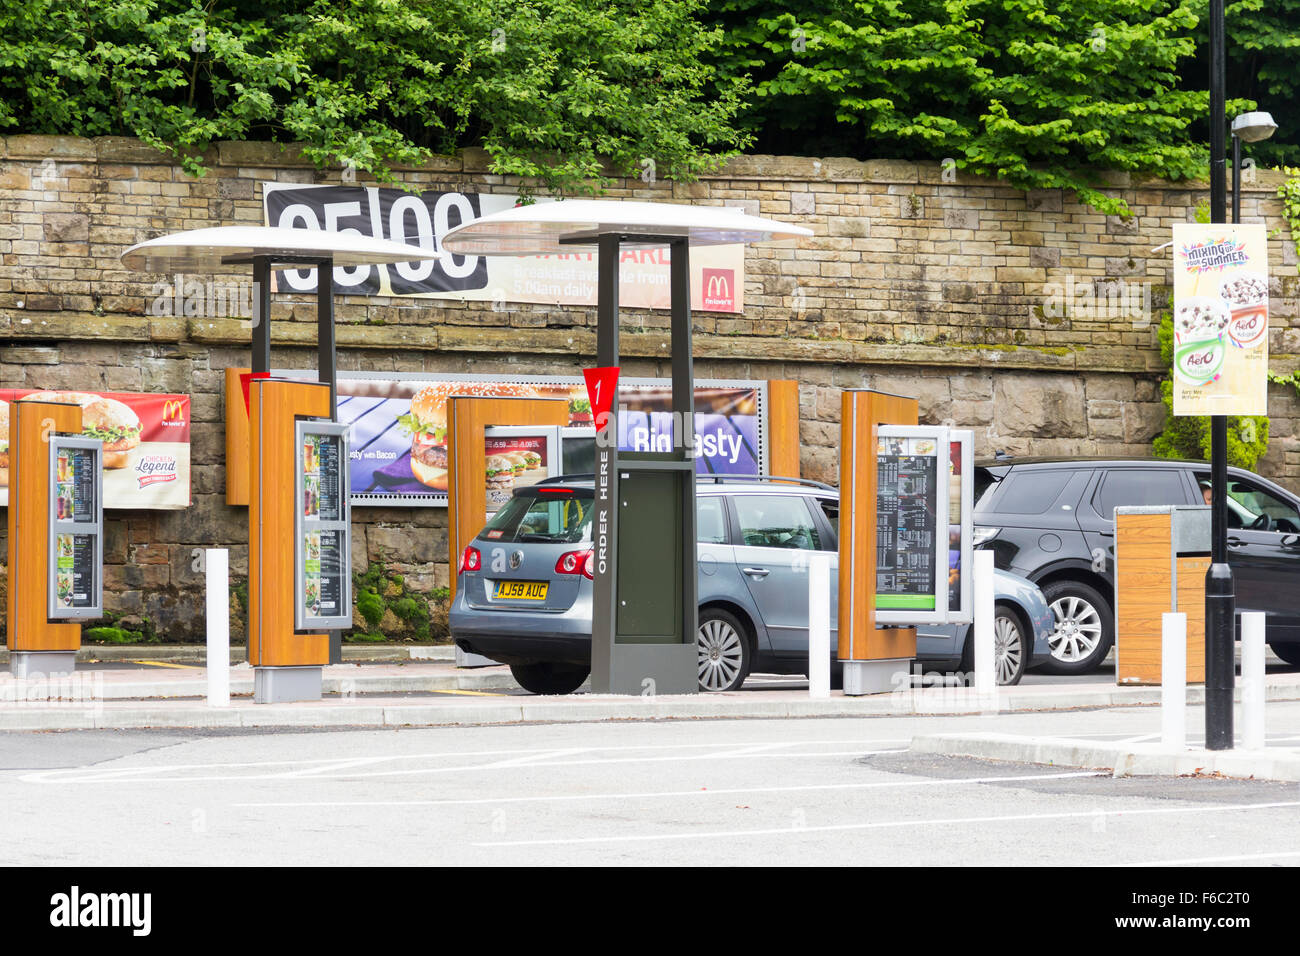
1202, 483, 1244, 528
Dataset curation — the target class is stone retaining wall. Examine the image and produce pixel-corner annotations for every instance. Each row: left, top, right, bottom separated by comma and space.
0, 135, 1298, 640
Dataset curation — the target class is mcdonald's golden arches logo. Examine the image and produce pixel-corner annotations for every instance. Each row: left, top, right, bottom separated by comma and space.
701, 268, 735, 312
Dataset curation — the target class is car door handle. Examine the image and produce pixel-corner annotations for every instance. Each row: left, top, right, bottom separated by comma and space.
1228, 537, 1246, 547
742, 567, 771, 578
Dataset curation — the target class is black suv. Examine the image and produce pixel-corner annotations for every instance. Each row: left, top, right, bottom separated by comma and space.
974, 457, 1300, 674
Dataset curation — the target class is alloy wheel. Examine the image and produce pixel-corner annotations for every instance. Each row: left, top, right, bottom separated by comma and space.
993, 614, 1024, 685
1048, 595, 1103, 663
697, 618, 745, 691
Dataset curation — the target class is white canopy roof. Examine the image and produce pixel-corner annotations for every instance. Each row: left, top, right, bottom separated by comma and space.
440, 199, 813, 256
120, 226, 442, 274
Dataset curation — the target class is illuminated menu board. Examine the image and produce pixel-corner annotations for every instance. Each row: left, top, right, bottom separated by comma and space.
295, 421, 352, 631
875, 435, 942, 615
873, 426, 974, 627
48, 437, 104, 619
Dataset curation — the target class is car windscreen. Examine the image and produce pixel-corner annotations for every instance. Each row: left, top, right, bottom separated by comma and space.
478, 492, 594, 545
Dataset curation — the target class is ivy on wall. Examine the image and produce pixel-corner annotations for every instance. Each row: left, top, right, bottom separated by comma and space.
1280, 167, 1300, 275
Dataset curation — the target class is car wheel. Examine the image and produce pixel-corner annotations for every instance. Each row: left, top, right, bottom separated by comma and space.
509, 662, 589, 695
1040, 580, 1114, 675
696, 608, 751, 692
959, 606, 1028, 686
1268, 642, 1300, 667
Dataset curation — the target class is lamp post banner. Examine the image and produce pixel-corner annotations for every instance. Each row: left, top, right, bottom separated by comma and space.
1171, 222, 1269, 417
262, 183, 746, 313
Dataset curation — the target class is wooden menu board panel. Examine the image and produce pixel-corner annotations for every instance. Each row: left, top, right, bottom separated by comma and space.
7, 401, 84, 652
838, 390, 918, 662
446, 397, 569, 601
1115, 512, 1206, 685
767, 380, 800, 479
248, 379, 331, 668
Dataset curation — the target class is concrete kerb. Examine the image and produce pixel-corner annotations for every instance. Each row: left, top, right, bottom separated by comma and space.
2, 668, 1300, 733
910, 731, 1300, 783
0, 668, 517, 701
0, 645, 457, 664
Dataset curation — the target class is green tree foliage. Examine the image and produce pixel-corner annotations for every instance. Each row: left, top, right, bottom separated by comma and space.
1152, 314, 1269, 469
0, 0, 751, 191
1182, 0, 1300, 166
705, 0, 1300, 212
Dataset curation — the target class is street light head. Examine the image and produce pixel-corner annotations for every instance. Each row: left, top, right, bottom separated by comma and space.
1231, 111, 1277, 143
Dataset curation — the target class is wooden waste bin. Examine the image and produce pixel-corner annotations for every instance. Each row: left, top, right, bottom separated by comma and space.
1114, 505, 1210, 685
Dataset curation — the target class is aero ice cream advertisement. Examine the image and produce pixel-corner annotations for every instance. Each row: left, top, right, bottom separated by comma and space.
0, 390, 191, 510
1171, 223, 1270, 417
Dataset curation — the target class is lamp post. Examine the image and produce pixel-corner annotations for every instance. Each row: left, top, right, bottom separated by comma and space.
1231, 112, 1278, 224
1204, 0, 1233, 751
1204, 0, 1278, 749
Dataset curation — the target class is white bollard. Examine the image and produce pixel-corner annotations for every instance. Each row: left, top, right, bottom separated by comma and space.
1161, 612, 1186, 750
1241, 611, 1266, 750
808, 553, 831, 699
973, 550, 995, 697
206, 548, 230, 707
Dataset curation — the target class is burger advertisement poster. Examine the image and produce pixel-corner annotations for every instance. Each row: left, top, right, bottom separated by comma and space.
1171, 223, 1270, 417
262, 184, 745, 313
311, 373, 765, 506
0, 390, 190, 510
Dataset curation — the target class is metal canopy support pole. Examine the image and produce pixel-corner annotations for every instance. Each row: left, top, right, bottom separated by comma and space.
1206, 0, 1235, 751
313, 255, 341, 666
317, 256, 337, 420
252, 256, 272, 376
590, 233, 621, 693
670, 237, 698, 667
1232, 136, 1242, 225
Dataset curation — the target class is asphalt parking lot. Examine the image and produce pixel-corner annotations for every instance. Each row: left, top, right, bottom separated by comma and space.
5, 705, 1300, 866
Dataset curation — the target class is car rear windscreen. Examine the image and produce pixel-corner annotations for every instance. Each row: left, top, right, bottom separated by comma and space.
478, 492, 594, 545
990, 469, 1074, 514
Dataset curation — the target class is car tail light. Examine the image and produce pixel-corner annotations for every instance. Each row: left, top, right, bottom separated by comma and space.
555, 549, 594, 580
459, 546, 481, 574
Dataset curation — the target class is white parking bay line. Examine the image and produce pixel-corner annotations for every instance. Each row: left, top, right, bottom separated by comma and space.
235, 769, 1103, 810
24, 738, 910, 784
475, 748, 592, 769
274, 757, 401, 778
473, 799, 1300, 848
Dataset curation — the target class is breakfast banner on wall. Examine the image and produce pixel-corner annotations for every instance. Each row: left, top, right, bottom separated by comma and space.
0, 390, 191, 510
1171, 223, 1270, 417
271, 373, 764, 507
262, 183, 746, 313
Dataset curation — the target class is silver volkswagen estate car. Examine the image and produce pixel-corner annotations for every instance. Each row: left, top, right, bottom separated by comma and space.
451, 476, 1054, 694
